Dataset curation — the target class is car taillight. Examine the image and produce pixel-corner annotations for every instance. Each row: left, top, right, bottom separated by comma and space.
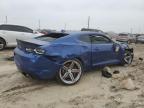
34, 48, 45, 55
26, 48, 33, 53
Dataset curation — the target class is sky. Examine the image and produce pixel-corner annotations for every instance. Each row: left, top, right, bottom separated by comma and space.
0, 0, 144, 33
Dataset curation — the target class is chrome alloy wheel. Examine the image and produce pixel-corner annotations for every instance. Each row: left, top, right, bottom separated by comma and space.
124, 52, 133, 64
59, 60, 82, 85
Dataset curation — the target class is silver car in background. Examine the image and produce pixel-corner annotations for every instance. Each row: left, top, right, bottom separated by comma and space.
136, 35, 144, 43
116, 33, 136, 43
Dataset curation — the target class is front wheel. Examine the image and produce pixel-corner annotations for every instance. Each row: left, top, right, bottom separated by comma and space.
57, 59, 83, 85
123, 51, 133, 64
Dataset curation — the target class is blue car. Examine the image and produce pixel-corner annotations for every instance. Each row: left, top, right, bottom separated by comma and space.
14, 32, 133, 85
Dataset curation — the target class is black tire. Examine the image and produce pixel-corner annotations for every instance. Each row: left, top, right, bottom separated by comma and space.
123, 51, 133, 65
57, 59, 83, 85
0, 38, 6, 51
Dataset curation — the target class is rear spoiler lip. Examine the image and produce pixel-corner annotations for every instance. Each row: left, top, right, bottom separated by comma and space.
16, 39, 41, 48
16, 39, 48, 46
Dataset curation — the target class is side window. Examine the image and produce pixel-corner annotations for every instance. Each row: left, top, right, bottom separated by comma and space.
24, 27, 33, 33
0, 25, 22, 31
11, 26, 22, 31
0, 25, 14, 31
79, 35, 91, 43
17, 26, 33, 33
0, 25, 33, 33
91, 35, 111, 44
0, 25, 5, 30
13, 26, 33, 33
3, 25, 23, 32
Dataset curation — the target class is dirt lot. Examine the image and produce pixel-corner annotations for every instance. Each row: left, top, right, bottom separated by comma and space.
0, 44, 144, 108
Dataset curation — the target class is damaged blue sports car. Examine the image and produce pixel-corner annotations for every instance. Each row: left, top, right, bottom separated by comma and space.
14, 32, 133, 85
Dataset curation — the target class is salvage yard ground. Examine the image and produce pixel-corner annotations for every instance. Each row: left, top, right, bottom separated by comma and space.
0, 44, 144, 108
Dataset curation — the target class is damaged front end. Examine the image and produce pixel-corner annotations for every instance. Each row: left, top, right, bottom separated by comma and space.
125, 48, 134, 55
123, 47, 134, 64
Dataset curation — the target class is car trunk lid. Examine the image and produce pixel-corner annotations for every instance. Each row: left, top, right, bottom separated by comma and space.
17, 39, 49, 52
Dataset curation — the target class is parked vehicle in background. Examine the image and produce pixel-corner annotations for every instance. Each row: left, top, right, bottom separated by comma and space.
130, 34, 137, 43
14, 32, 133, 85
81, 28, 104, 33
116, 33, 136, 43
136, 35, 144, 43
0, 24, 42, 50
105, 31, 118, 41
38, 29, 57, 35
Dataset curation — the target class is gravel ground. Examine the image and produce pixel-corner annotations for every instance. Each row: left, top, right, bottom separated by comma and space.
0, 44, 144, 108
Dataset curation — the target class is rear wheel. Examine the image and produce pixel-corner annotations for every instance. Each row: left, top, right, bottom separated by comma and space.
57, 59, 83, 85
0, 38, 6, 50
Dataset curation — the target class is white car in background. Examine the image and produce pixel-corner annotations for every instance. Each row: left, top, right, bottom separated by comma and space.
0, 24, 42, 50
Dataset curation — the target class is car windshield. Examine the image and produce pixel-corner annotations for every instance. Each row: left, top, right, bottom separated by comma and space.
35, 33, 68, 42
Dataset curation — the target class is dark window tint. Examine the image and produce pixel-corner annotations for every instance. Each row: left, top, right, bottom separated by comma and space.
0, 25, 13, 31
79, 35, 91, 43
0, 25, 33, 33
14, 26, 33, 33
91, 35, 111, 44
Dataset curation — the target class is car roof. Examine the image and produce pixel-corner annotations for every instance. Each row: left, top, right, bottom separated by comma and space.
65, 31, 106, 36
46, 31, 106, 38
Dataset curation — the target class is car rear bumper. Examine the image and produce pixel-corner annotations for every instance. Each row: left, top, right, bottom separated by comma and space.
14, 48, 61, 80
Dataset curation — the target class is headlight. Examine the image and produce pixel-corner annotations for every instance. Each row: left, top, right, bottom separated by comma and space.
34, 48, 45, 55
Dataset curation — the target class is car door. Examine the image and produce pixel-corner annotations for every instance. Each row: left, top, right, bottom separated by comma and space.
78, 35, 92, 69
91, 34, 117, 66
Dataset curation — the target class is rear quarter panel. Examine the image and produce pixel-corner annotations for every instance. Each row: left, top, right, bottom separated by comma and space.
42, 42, 91, 71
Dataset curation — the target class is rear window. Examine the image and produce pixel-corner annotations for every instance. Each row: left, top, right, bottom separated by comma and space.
35, 33, 68, 42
